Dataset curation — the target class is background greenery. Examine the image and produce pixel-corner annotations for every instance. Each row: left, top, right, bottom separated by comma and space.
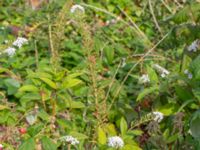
0, 0, 200, 149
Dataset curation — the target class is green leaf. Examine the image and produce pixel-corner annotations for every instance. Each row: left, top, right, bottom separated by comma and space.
190, 110, 200, 138
19, 138, 35, 150
104, 123, 117, 136
18, 85, 39, 92
69, 131, 88, 140
120, 117, 128, 136
122, 145, 142, 150
39, 77, 57, 89
62, 78, 82, 89
41, 136, 57, 150
65, 100, 85, 109
136, 86, 159, 101
97, 127, 107, 145
4, 78, 20, 95
104, 46, 114, 64
147, 66, 158, 83
175, 85, 193, 101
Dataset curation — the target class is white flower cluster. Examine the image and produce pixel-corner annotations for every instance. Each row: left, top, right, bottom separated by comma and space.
139, 74, 150, 84
184, 69, 193, 79
153, 64, 170, 78
1, 37, 28, 57
152, 111, 164, 123
108, 136, 124, 149
13, 37, 28, 48
60, 135, 79, 145
187, 40, 199, 52
4, 47, 16, 57
70, 4, 85, 14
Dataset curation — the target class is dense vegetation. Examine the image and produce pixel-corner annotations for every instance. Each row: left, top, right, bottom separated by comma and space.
0, 0, 200, 149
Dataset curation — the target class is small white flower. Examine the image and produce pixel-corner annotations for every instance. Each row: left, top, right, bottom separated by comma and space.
184, 69, 193, 79
184, 69, 189, 74
152, 112, 164, 123
153, 64, 170, 78
188, 73, 193, 79
60, 135, 79, 145
4, 47, 16, 57
187, 40, 199, 52
108, 136, 124, 149
13, 37, 28, 48
70, 4, 85, 14
139, 74, 150, 83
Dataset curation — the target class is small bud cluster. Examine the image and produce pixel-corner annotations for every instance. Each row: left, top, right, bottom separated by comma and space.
187, 40, 199, 52
60, 135, 79, 145
152, 111, 164, 123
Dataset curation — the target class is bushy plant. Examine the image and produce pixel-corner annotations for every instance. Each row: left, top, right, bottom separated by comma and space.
1, 0, 200, 149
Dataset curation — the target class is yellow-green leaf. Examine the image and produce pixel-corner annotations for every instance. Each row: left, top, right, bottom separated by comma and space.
98, 127, 107, 145
39, 77, 57, 89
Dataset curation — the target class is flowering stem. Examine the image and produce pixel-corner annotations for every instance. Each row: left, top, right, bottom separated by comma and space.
67, 144, 71, 150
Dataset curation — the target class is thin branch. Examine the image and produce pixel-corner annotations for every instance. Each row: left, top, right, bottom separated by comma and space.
108, 31, 170, 111
148, 0, 163, 35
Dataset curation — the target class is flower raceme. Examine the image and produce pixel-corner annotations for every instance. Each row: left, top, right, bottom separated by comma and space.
108, 136, 124, 149
60, 135, 79, 145
153, 64, 170, 78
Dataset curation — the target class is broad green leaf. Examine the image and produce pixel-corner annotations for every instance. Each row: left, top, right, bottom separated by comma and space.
69, 131, 88, 140
136, 86, 159, 101
4, 78, 20, 95
122, 144, 142, 150
18, 85, 39, 92
19, 138, 35, 150
175, 85, 193, 101
104, 123, 117, 136
41, 136, 57, 150
147, 66, 158, 83
62, 78, 82, 89
39, 77, 57, 89
120, 117, 128, 136
65, 100, 85, 109
97, 127, 107, 145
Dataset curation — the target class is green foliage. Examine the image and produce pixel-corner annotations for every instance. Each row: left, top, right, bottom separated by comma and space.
1, 0, 200, 149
